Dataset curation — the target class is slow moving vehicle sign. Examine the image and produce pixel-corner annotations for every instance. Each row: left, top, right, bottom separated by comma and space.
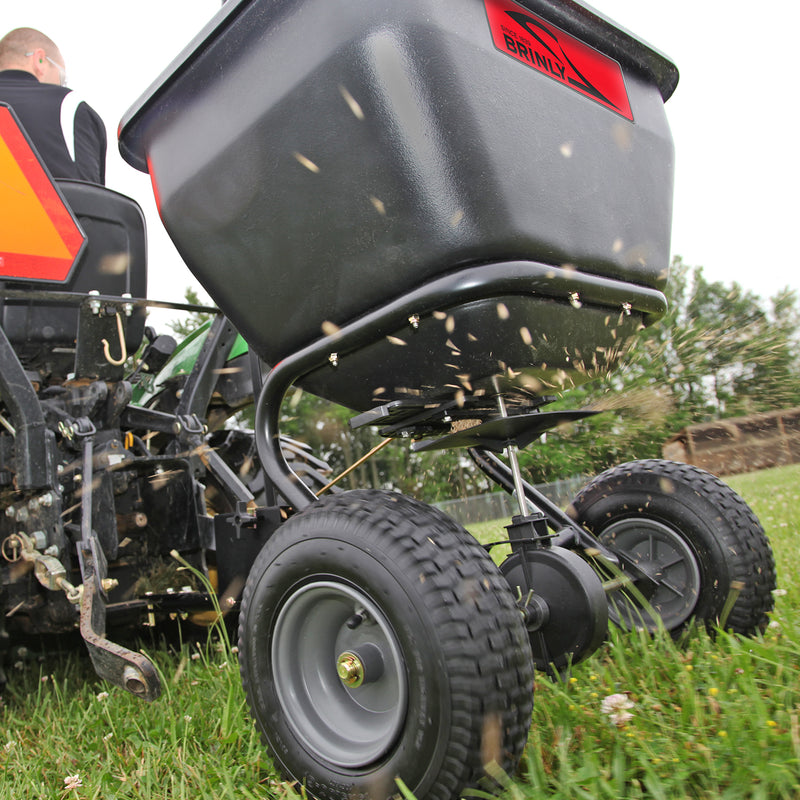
0, 102, 86, 283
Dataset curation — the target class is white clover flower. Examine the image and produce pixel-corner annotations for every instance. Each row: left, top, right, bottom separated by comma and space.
601, 693, 635, 726
96, 691, 109, 701
63, 774, 82, 790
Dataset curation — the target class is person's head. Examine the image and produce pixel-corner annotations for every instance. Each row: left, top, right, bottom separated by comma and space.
0, 28, 67, 86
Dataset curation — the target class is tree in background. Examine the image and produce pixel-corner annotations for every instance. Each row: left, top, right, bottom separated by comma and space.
729, 287, 800, 414
167, 287, 214, 338
517, 257, 800, 484
666, 264, 799, 418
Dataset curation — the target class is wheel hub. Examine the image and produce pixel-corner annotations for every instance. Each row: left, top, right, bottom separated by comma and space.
271, 581, 407, 768
336, 642, 384, 689
600, 517, 701, 631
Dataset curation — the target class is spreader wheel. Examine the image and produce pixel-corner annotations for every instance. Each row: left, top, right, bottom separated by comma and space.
238, 489, 534, 800
569, 459, 776, 636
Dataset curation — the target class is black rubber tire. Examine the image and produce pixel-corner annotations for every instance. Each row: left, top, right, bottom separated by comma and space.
238, 489, 534, 800
569, 459, 775, 636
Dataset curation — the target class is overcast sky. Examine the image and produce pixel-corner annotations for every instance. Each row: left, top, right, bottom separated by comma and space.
597, 0, 799, 305
4, 1, 798, 325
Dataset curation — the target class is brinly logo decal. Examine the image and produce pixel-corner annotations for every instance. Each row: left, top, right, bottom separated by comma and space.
484, 0, 633, 121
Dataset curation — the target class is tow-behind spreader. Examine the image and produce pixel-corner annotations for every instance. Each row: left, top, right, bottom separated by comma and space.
1, 2, 775, 799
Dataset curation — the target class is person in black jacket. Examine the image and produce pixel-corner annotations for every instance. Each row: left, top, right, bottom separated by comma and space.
0, 27, 106, 184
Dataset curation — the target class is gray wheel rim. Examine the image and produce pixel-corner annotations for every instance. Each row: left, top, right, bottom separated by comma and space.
271, 580, 408, 768
601, 518, 701, 630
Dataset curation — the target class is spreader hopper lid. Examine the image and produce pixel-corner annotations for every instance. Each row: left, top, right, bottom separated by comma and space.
118, 0, 678, 173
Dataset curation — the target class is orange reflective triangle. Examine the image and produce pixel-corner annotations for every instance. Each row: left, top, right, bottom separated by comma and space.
0, 103, 86, 282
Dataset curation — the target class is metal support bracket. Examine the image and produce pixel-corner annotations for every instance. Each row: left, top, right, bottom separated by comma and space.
79, 541, 160, 701
75, 425, 161, 701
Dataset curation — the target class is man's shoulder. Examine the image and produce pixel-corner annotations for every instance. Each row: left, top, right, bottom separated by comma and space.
0, 71, 70, 102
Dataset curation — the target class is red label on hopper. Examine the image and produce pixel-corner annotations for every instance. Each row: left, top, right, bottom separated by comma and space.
484, 0, 633, 121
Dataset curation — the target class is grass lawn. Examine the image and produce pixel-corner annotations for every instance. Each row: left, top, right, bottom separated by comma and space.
1, 465, 798, 799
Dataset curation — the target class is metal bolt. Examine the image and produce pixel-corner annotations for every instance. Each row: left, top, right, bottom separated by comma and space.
621, 302, 632, 316
408, 314, 420, 329
30, 530, 47, 549
101, 578, 119, 592
121, 293, 134, 317
337, 652, 364, 688
329, 352, 339, 367
88, 290, 101, 315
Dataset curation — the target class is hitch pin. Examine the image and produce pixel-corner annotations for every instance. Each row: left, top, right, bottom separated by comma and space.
6, 532, 84, 604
